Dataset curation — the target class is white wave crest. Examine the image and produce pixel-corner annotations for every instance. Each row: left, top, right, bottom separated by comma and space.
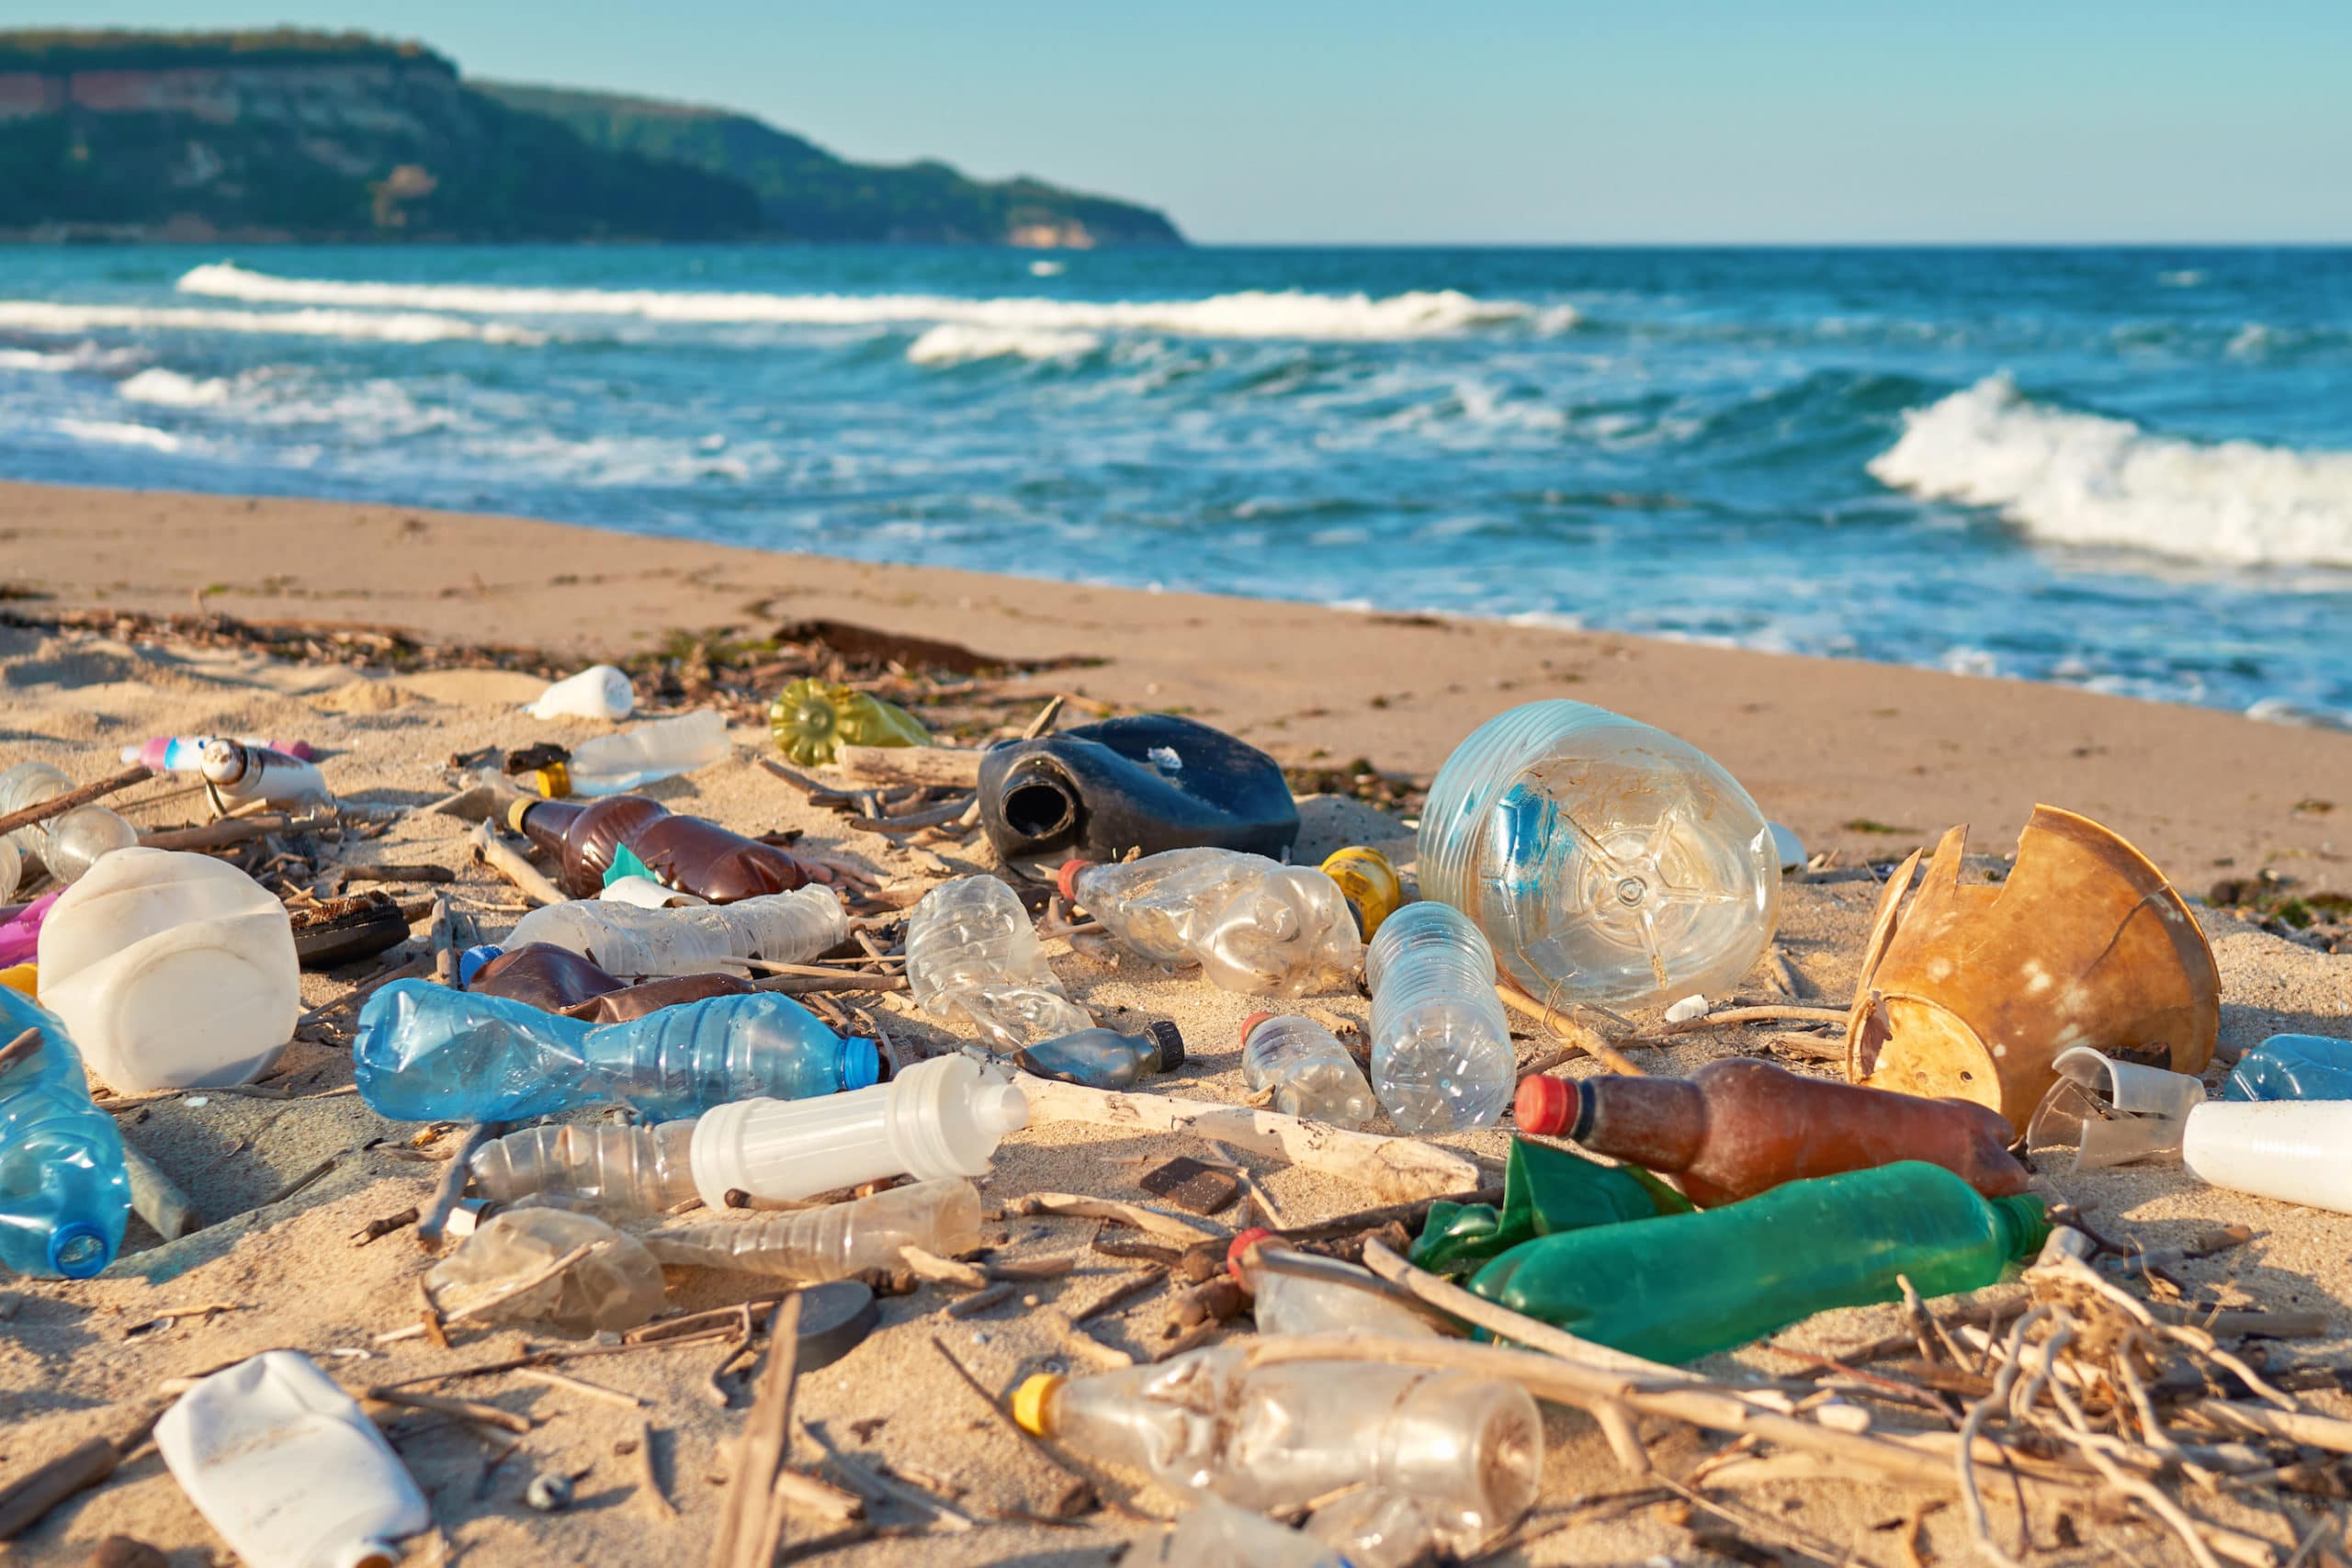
177, 262, 1577, 342
0, 299, 543, 344
0, 341, 144, 373
118, 367, 232, 407
54, 417, 183, 452
906, 323, 1101, 365
1869, 374, 2352, 568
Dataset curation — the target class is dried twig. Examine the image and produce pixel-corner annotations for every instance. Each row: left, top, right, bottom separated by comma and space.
1497, 980, 1648, 1077
0, 763, 151, 840
709, 1295, 804, 1568
417, 1122, 502, 1252
468, 818, 565, 907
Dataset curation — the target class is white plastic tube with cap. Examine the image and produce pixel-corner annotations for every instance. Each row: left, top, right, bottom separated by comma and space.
689, 1052, 1028, 1208
2182, 1100, 2352, 1214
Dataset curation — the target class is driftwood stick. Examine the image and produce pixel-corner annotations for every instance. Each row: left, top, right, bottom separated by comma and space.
0, 764, 151, 841
0, 1027, 40, 1072
831, 745, 984, 788
139, 814, 294, 852
417, 1122, 502, 1252
749, 973, 910, 998
844, 795, 977, 834
338, 863, 457, 886
365, 1387, 533, 1435
1497, 981, 1648, 1077
1001, 1192, 1225, 1245
427, 895, 456, 986
0, 1438, 119, 1542
1629, 1004, 1854, 1043
709, 1294, 804, 1568
1012, 1073, 1482, 1201
468, 818, 565, 908
120, 1142, 200, 1240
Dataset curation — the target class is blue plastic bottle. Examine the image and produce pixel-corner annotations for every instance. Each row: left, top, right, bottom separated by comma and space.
353, 981, 877, 1122
2222, 1034, 2352, 1102
0, 988, 130, 1279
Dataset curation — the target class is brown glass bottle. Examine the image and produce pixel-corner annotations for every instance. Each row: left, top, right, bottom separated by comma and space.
471, 943, 752, 1024
509, 795, 811, 903
1514, 1056, 2029, 1208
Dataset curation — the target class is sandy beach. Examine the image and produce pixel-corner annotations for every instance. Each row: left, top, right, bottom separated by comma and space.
1, 478, 2349, 1567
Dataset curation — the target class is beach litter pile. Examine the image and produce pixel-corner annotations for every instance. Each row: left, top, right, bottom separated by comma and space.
0, 618, 2349, 1568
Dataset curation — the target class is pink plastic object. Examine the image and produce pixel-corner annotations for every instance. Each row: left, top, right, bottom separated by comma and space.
126, 737, 315, 771
0, 890, 62, 967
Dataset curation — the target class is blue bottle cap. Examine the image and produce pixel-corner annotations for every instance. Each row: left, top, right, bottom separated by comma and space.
49, 1221, 110, 1280
841, 1037, 880, 1090
457, 945, 503, 988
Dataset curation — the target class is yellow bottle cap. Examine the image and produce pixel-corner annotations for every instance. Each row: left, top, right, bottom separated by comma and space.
1010, 1372, 1064, 1437
532, 761, 571, 799
504, 797, 538, 835
1321, 845, 1403, 939
0, 963, 35, 998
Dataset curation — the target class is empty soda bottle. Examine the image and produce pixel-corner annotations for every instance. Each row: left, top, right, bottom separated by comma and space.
1059, 849, 1361, 997
1012, 1347, 1541, 1555
1227, 1229, 1435, 1338
469, 1120, 701, 1215
768, 678, 929, 766
510, 795, 816, 902
503, 885, 846, 977
639, 1178, 982, 1280
1365, 901, 1514, 1134
905, 875, 1091, 1049
0, 989, 130, 1278
2222, 1034, 2352, 1101
1470, 1161, 2049, 1364
1514, 1056, 2030, 1207
1419, 701, 1781, 1011
553, 710, 729, 796
428, 1208, 666, 1335
353, 980, 876, 1122
1239, 1013, 1377, 1129
1014, 1022, 1184, 1089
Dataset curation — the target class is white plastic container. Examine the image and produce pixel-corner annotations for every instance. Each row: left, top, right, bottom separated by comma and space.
530, 663, 636, 721
156, 1350, 430, 1568
37, 847, 301, 1092
566, 710, 729, 795
504, 884, 845, 976
2181, 1101, 2352, 1213
688, 1053, 1028, 1208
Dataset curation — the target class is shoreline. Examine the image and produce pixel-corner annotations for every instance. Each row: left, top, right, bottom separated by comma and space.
4, 476, 2349, 875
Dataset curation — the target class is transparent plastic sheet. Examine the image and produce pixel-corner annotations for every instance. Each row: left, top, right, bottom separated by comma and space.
2025, 1045, 2206, 1171
426, 1208, 665, 1336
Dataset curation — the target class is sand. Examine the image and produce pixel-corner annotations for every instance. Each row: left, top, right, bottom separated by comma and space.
0, 479, 2346, 1568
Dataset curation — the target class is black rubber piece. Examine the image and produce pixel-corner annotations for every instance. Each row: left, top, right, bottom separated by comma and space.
793, 1278, 879, 1371
977, 714, 1299, 877
291, 902, 411, 970
1145, 1019, 1185, 1072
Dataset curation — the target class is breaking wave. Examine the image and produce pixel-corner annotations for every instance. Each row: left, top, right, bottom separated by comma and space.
0, 299, 544, 344
53, 417, 183, 452
117, 367, 232, 407
905, 323, 1102, 365
1869, 375, 2352, 568
178, 262, 1577, 342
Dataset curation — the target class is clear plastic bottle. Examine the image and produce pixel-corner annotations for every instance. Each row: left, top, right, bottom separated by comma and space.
906, 875, 1092, 1049
2181, 1101, 2352, 1213
1059, 849, 1362, 997
503, 885, 845, 976
1227, 1229, 1435, 1338
1161, 1500, 1349, 1568
1012, 1347, 1542, 1555
1419, 700, 1781, 1010
469, 1120, 701, 1214
353, 980, 877, 1122
0, 834, 17, 903
0, 761, 73, 863
199, 740, 332, 808
640, 1178, 982, 1279
0, 988, 131, 1278
42, 804, 139, 883
1239, 1012, 1378, 1129
427, 1207, 666, 1335
1364, 901, 1514, 1134
561, 710, 729, 796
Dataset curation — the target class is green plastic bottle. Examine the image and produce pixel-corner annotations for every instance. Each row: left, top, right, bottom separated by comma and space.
1468, 1161, 2049, 1364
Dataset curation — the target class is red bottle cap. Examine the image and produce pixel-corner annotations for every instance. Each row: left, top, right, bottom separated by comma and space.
1056, 859, 1093, 904
1514, 1073, 1576, 1136
1225, 1226, 1275, 1287
1238, 1011, 1273, 1047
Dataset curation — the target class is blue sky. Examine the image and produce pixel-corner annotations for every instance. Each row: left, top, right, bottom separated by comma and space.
16, 1, 2352, 243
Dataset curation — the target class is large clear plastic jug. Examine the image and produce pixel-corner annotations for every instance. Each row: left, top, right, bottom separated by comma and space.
1419, 700, 1780, 1010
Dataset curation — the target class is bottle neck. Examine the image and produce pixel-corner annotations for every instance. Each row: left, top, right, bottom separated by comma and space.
1994, 1194, 2052, 1260
1574, 1076, 1706, 1174
514, 797, 584, 857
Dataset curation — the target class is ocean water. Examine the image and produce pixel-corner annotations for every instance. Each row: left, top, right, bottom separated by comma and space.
1, 244, 2348, 726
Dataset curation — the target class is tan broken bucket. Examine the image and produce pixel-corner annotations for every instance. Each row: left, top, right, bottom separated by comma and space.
1846, 806, 2219, 1135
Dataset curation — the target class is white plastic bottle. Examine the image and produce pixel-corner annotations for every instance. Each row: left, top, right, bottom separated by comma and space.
41, 804, 139, 884
1227, 1229, 1436, 1338
1239, 1012, 1378, 1128
530, 663, 636, 721
1364, 901, 1514, 1134
906, 875, 1091, 1050
2181, 1101, 2352, 1213
641, 1178, 983, 1280
1060, 848, 1362, 997
200, 739, 332, 809
156, 1351, 430, 1568
1013, 1347, 1541, 1555
503, 884, 845, 976
564, 710, 729, 795
37, 847, 301, 1092
688, 1052, 1027, 1208
1419, 700, 1781, 1010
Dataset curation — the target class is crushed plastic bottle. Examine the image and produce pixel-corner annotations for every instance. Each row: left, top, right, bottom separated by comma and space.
503, 884, 846, 977
1471, 1161, 2050, 1364
468, 944, 753, 1023
1365, 900, 1513, 1134
2026, 1046, 2207, 1171
469, 1120, 701, 1215
768, 677, 930, 765
641, 1178, 983, 1280
2222, 1034, 2352, 1101
1514, 1055, 2030, 1206
511, 795, 815, 902
1410, 1135, 1683, 1278
529, 664, 635, 721
38, 847, 302, 1093
1227, 1229, 1435, 1338
156, 1351, 429, 1568
427, 1207, 666, 1335
1059, 849, 1362, 997
1012, 1347, 1541, 1555
1239, 1013, 1378, 1129
40, 804, 139, 883
1160, 1499, 1350, 1568
199, 740, 332, 809
1014, 1022, 1184, 1089
552, 710, 729, 796
1419, 700, 1781, 1011
905, 875, 1092, 1049
0, 987, 130, 1279
353, 980, 876, 1122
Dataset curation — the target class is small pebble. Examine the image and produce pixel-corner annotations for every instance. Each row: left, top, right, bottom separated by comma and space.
90, 1538, 167, 1568
525, 1472, 573, 1513
1664, 994, 1708, 1024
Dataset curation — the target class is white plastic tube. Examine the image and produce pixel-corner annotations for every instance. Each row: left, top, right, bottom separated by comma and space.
530, 664, 635, 721
2182, 1101, 2352, 1213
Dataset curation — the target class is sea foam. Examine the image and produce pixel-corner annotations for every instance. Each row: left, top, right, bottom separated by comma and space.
905, 323, 1101, 365
53, 417, 184, 452
1870, 374, 2352, 569
0, 299, 543, 344
177, 263, 1577, 342
118, 367, 232, 407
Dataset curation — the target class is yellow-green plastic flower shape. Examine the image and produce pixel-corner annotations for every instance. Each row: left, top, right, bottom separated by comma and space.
768, 678, 931, 766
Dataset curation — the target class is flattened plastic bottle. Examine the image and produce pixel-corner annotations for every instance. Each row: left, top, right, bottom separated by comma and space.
640, 1178, 982, 1280
1365, 901, 1513, 1134
353, 980, 876, 1122
1239, 1013, 1377, 1129
1419, 701, 1781, 1011
502, 885, 846, 977
905, 875, 1091, 1050
0, 988, 130, 1279
560, 710, 729, 795
1060, 849, 1361, 997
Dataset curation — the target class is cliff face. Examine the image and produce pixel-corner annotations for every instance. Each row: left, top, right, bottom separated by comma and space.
0, 29, 1182, 246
